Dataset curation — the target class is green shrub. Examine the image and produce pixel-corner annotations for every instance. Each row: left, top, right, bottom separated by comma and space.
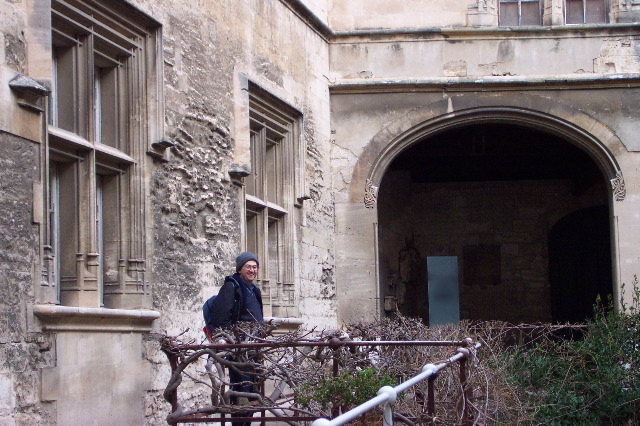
296, 367, 397, 412
502, 278, 640, 425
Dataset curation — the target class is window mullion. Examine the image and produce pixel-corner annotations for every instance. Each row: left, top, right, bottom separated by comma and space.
49, 163, 61, 302
96, 175, 104, 306
518, 0, 523, 25
259, 127, 267, 202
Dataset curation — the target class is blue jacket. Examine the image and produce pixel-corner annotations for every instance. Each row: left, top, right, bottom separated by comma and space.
207, 274, 263, 329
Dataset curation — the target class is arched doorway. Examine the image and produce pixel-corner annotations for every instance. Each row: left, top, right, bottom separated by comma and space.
377, 123, 613, 324
549, 205, 613, 323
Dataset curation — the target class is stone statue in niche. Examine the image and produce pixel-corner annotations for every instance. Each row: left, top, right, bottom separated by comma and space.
398, 236, 422, 286
397, 236, 428, 322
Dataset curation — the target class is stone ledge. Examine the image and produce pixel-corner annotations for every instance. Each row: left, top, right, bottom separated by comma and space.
33, 304, 160, 333
329, 73, 640, 93
265, 316, 305, 333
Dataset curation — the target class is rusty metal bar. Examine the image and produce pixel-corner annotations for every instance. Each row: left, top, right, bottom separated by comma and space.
175, 415, 319, 423
460, 357, 470, 426
161, 347, 180, 421
169, 339, 469, 351
332, 348, 340, 418
427, 374, 436, 421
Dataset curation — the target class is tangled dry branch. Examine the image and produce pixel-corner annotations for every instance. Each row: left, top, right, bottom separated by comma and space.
159, 317, 589, 425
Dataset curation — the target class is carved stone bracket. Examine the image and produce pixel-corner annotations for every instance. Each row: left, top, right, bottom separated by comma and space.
148, 138, 175, 162
228, 163, 251, 185
364, 178, 379, 209
9, 74, 50, 112
611, 171, 626, 202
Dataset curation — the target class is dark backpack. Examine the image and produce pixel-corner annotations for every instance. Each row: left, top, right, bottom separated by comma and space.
203, 277, 244, 333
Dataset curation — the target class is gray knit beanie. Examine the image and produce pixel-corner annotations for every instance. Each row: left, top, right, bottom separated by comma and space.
235, 252, 259, 271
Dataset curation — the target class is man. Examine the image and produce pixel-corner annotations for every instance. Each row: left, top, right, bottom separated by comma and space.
210, 252, 264, 328
214, 252, 264, 426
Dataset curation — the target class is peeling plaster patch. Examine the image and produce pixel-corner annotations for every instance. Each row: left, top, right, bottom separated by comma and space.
345, 70, 373, 79
478, 62, 498, 75
253, 56, 284, 87
0, 374, 15, 411
319, 267, 335, 299
444, 60, 467, 77
497, 40, 514, 62
594, 37, 640, 73
4, 33, 25, 73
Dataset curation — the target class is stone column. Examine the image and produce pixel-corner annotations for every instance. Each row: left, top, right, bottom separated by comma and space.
543, 0, 564, 25
467, 0, 498, 26
335, 202, 380, 324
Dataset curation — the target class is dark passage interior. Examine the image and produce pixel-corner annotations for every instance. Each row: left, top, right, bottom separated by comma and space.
377, 123, 613, 324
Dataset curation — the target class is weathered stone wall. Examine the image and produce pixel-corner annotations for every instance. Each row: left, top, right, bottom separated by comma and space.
0, 132, 55, 425
133, 0, 335, 326
127, 0, 335, 421
0, 1, 56, 424
330, 29, 640, 80
329, 0, 471, 30
1, 0, 336, 423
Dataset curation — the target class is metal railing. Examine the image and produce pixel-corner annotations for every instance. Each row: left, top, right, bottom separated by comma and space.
161, 334, 480, 425
311, 342, 481, 426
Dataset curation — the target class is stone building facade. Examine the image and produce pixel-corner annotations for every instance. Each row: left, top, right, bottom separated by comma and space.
1, 0, 640, 423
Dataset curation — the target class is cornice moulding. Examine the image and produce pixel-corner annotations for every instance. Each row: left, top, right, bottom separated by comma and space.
329, 74, 640, 93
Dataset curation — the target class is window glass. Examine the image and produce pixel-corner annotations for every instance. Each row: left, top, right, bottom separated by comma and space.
52, 45, 77, 131
499, 1, 519, 25
566, 0, 606, 24
268, 217, 280, 284
499, 0, 541, 26
566, 0, 585, 23
585, 0, 606, 23
266, 139, 279, 205
521, 2, 542, 25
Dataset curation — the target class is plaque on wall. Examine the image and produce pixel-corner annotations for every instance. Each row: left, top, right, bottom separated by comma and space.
463, 245, 501, 287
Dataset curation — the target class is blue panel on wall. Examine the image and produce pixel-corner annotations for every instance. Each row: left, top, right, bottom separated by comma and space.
427, 256, 460, 326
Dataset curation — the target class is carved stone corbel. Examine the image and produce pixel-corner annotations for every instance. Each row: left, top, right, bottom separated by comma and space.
610, 171, 626, 202
9, 74, 50, 112
364, 178, 379, 209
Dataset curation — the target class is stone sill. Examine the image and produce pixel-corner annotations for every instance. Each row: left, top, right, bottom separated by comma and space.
33, 304, 160, 333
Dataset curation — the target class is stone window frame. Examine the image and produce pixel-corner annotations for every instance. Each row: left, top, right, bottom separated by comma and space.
494, 0, 609, 26
42, 0, 162, 310
244, 83, 302, 313
564, 0, 608, 23
498, 0, 544, 25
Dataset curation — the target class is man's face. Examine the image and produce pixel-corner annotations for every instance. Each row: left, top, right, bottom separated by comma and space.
238, 260, 258, 284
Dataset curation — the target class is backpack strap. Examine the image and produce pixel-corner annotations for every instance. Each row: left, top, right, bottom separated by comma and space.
225, 275, 246, 323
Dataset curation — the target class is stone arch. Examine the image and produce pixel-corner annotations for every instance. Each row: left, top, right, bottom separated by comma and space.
336, 92, 628, 324
349, 93, 627, 206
